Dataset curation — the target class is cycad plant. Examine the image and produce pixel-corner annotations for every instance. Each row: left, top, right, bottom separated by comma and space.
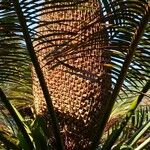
0, 0, 150, 150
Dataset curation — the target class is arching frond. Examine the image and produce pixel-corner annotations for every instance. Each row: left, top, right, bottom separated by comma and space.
0, 0, 32, 108
0, 0, 149, 149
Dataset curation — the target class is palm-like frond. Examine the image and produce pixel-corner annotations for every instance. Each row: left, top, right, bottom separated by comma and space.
102, 105, 150, 150
11, 0, 149, 97
1, 0, 149, 108
0, 0, 149, 149
101, 0, 150, 98
91, 1, 150, 148
104, 0, 150, 95
0, 0, 32, 108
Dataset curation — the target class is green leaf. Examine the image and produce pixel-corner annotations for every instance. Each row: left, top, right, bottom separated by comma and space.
0, 131, 20, 150
102, 80, 150, 150
17, 132, 31, 150
30, 117, 51, 150
127, 120, 150, 146
120, 145, 134, 150
0, 88, 34, 149
135, 137, 150, 150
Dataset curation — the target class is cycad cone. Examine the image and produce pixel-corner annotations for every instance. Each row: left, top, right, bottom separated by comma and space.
33, 0, 111, 149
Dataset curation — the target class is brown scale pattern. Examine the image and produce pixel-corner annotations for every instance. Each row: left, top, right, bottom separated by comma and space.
33, 1, 111, 149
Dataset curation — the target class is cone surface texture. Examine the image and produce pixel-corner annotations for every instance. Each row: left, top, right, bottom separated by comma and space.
33, 1, 111, 149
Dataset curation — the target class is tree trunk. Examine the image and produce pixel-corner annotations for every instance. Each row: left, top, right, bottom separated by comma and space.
33, 0, 111, 149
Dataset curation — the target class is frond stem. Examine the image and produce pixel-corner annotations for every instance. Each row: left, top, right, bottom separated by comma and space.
91, 3, 150, 150
11, 1, 64, 150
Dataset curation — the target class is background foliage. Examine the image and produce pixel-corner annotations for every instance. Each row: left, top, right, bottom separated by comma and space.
0, 0, 150, 149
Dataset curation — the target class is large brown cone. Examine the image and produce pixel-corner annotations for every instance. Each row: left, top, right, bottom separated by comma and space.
33, 0, 111, 149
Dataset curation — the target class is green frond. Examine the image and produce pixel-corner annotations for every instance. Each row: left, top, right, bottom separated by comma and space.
0, 0, 32, 110
0, 0, 149, 149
